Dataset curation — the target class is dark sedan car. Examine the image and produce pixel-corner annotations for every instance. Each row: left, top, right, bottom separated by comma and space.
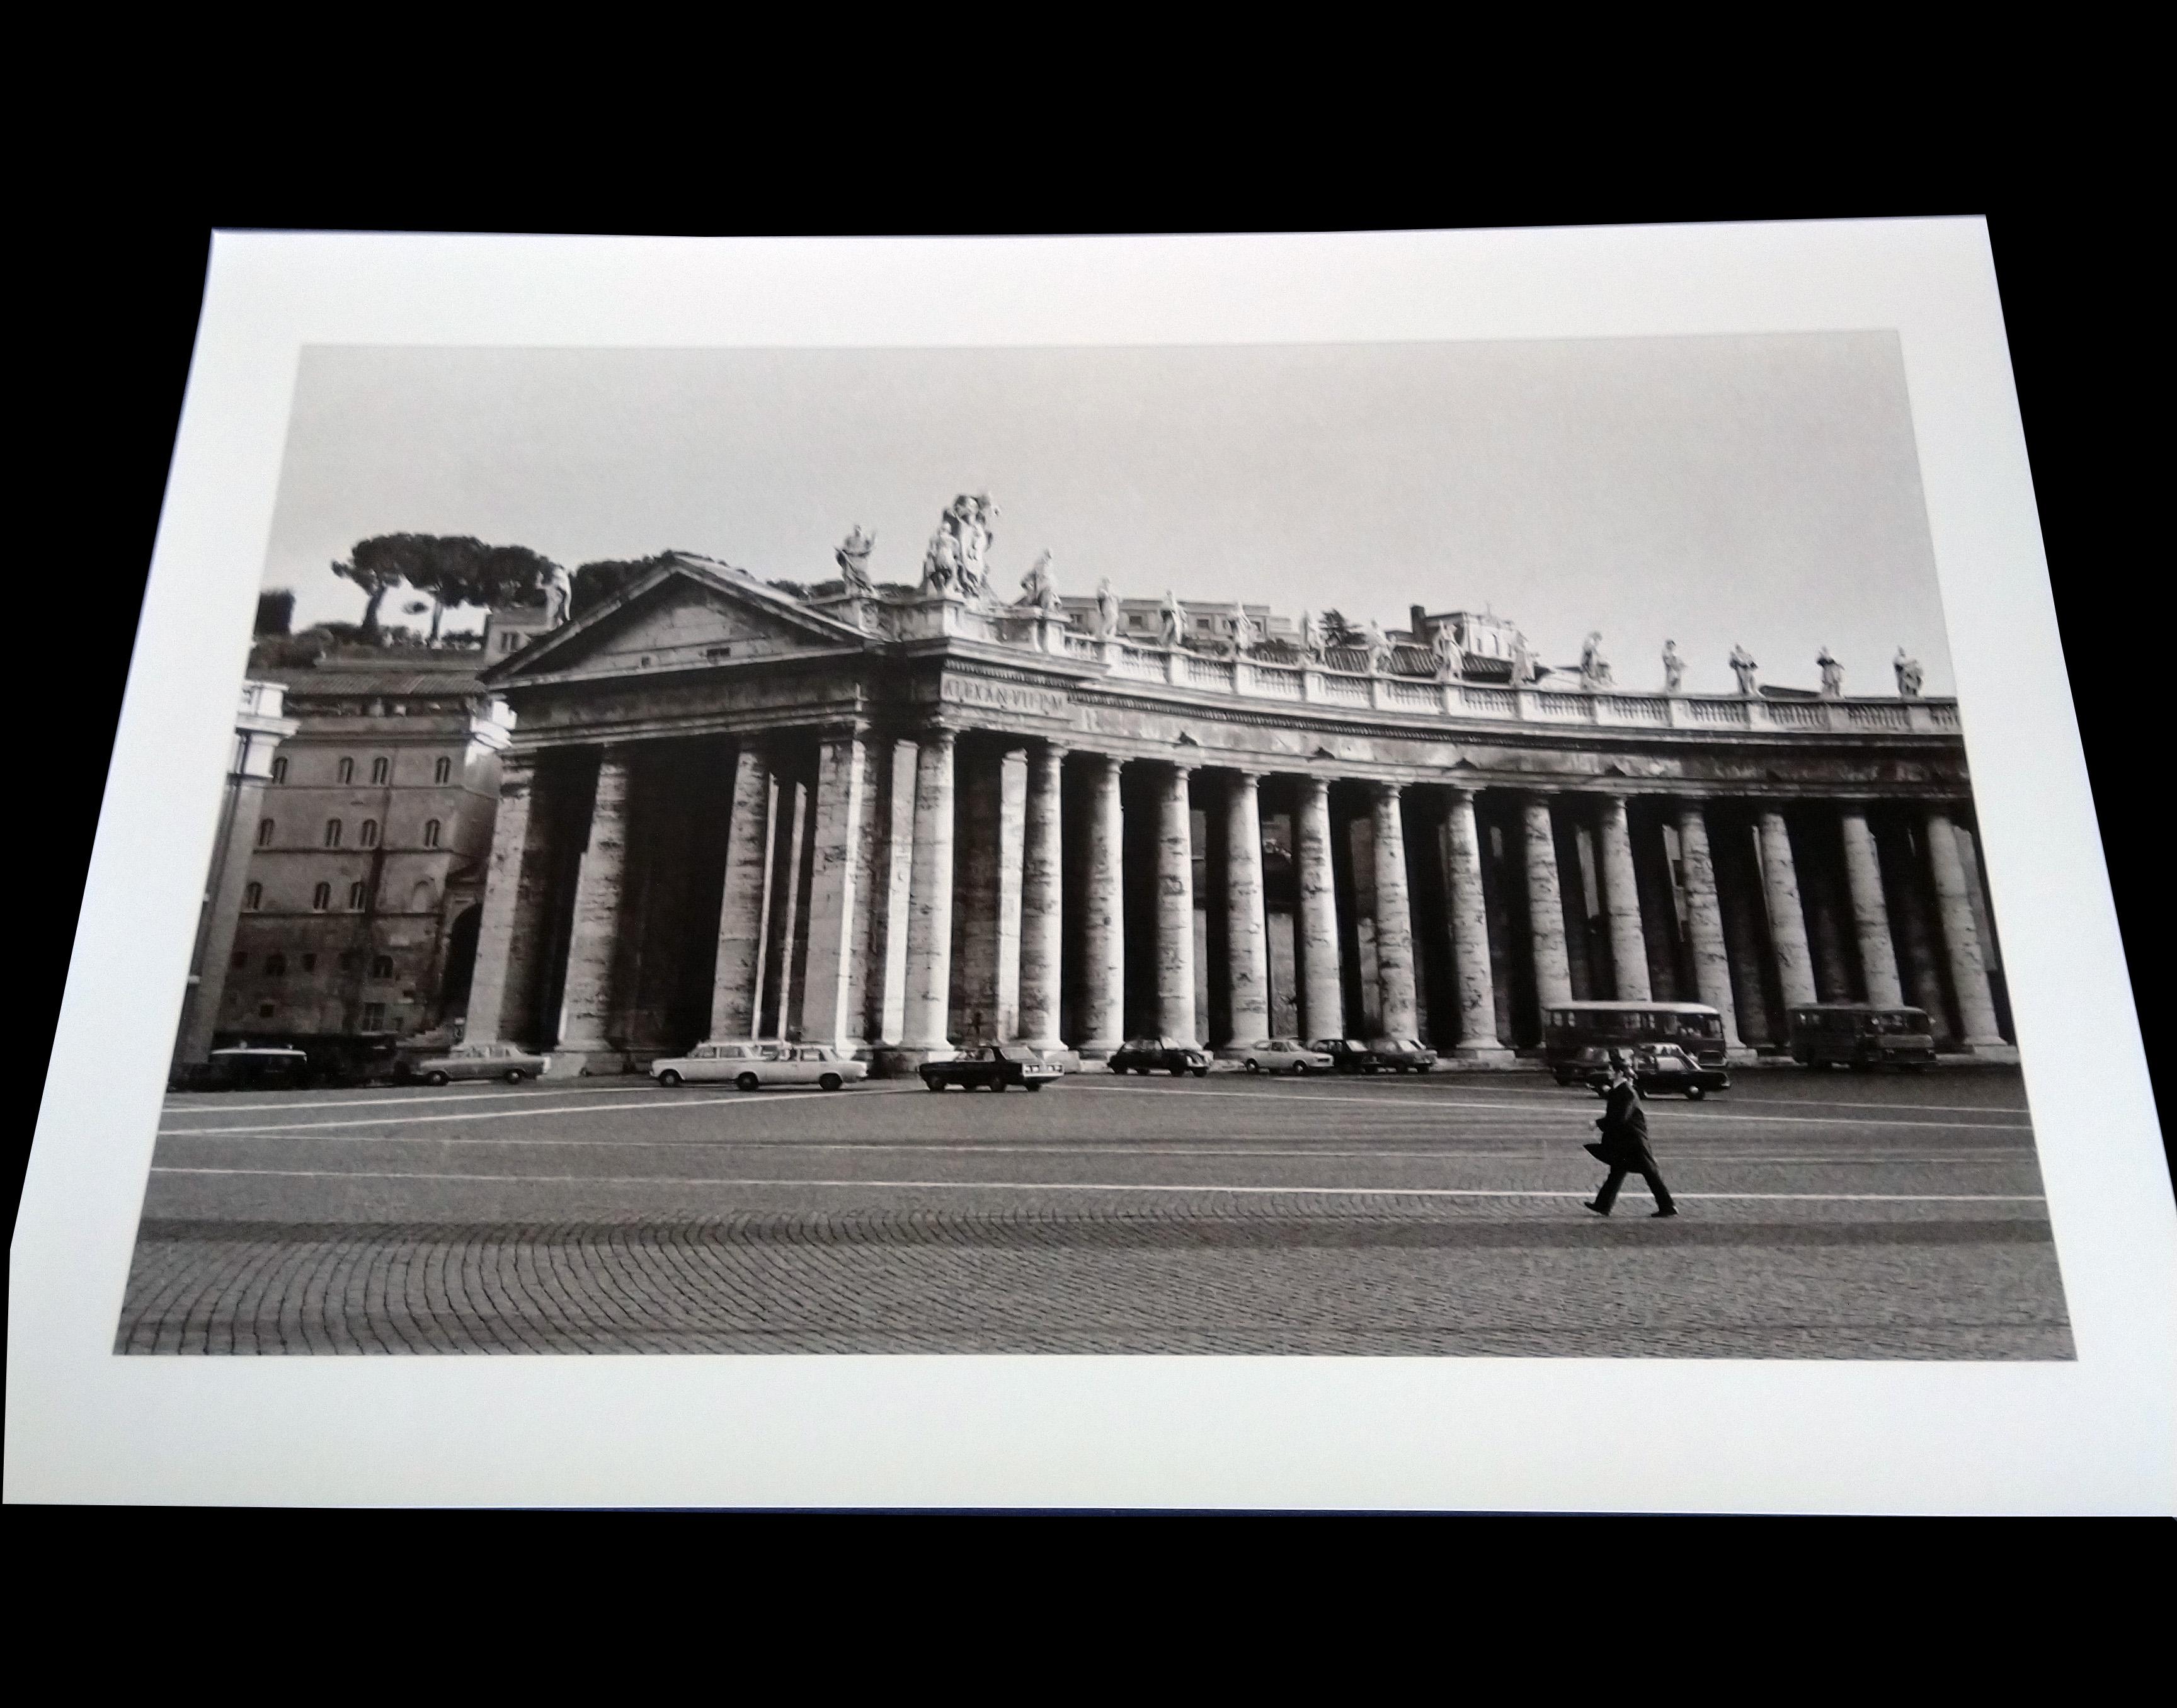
1558, 1044, 1730, 1099
1108, 1037, 1213, 1077
920, 1045, 1065, 1092
1368, 1037, 1439, 1074
1309, 1039, 1385, 1074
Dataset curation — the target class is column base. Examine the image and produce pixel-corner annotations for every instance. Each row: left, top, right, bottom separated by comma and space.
869, 1044, 956, 1077
1962, 1041, 2021, 1064
1448, 1042, 1519, 1066
1724, 1048, 1762, 1066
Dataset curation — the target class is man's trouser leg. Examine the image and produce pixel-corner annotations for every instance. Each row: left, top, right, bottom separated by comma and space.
1639, 1164, 1676, 1213
1594, 1166, 1628, 1212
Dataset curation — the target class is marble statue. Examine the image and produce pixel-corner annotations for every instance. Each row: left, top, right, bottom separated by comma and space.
542, 562, 573, 626
1730, 644, 1759, 697
1020, 550, 1059, 613
1579, 631, 1613, 690
1229, 600, 1257, 652
1160, 589, 1188, 647
1431, 623, 1461, 679
1818, 647, 1844, 699
922, 493, 998, 600
1095, 577, 1121, 638
1662, 639, 1685, 693
835, 526, 876, 595
1894, 647, 1923, 698
1511, 630, 1537, 686
1300, 610, 1327, 658
1361, 619, 1393, 675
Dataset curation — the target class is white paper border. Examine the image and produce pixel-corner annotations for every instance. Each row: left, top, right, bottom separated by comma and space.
9, 222, 2172, 1512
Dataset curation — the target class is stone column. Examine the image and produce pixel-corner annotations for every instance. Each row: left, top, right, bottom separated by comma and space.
1017, 743, 1066, 1049
1370, 782, 1420, 1040
993, 747, 1029, 1040
1221, 770, 1270, 1052
1597, 794, 1652, 1003
709, 742, 776, 1040
1295, 775, 1344, 1040
1078, 753, 1125, 1058
1756, 808, 1819, 1009
1443, 787, 1511, 1059
1521, 794, 1574, 1010
900, 729, 957, 1057
463, 751, 546, 1047
1675, 801, 1751, 1056
870, 739, 917, 1045
769, 779, 809, 1037
1839, 804, 1905, 1007
1155, 762, 1198, 1044
797, 731, 867, 1050
1926, 806, 2006, 1048
556, 747, 635, 1058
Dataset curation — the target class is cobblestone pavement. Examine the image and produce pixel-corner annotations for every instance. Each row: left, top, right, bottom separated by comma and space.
120, 1068, 2069, 1358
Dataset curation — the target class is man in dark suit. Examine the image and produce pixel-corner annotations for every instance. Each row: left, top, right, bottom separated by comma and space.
1584, 1050, 1679, 1218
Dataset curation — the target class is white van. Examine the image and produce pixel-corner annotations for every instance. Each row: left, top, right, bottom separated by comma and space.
649, 1042, 868, 1091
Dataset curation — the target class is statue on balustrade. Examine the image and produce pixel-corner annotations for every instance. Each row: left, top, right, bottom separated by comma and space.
922, 493, 998, 602
1300, 609, 1328, 659
1431, 623, 1462, 680
1730, 644, 1759, 697
542, 561, 574, 627
1512, 629, 1538, 686
835, 526, 876, 596
1662, 638, 1685, 693
1580, 631, 1613, 690
1160, 589, 1188, 647
1228, 600, 1258, 653
1817, 647, 1844, 698
1094, 577, 1121, 638
1894, 647, 1923, 698
1361, 619, 1393, 675
1020, 549, 1060, 613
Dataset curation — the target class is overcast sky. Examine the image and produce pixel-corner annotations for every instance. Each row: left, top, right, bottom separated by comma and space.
261, 334, 1956, 697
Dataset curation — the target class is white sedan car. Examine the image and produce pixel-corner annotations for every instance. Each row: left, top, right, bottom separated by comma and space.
649, 1042, 867, 1091
412, 1042, 554, 1085
1239, 1039, 1337, 1076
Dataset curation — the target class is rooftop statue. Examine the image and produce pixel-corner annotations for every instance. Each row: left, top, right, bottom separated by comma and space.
835, 526, 876, 595
1020, 549, 1060, 613
921, 493, 998, 601
1229, 599, 1258, 652
1818, 647, 1844, 699
1512, 629, 1538, 686
1300, 609, 1327, 659
1730, 644, 1759, 697
1160, 589, 1188, 647
1894, 647, 1923, 698
1662, 638, 1685, 693
1580, 631, 1613, 690
1431, 622, 1461, 680
1094, 577, 1121, 638
542, 561, 574, 626
1361, 619, 1393, 675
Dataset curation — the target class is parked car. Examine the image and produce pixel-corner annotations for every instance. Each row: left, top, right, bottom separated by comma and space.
1309, 1039, 1385, 1074
1368, 1037, 1439, 1073
173, 1045, 315, 1093
920, 1045, 1065, 1092
650, 1041, 866, 1091
1108, 1037, 1213, 1077
1558, 1044, 1730, 1099
413, 1042, 555, 1086
1238, 1039, 1336, 1076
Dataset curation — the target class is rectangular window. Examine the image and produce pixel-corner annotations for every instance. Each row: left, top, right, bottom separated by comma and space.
434, 757, 452, 784
360, 1003, 386, 1032
271, 756, 287, 783
348, 881, 367, 909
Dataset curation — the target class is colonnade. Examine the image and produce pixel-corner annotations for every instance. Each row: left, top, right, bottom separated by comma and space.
465, 724, 2013, 1066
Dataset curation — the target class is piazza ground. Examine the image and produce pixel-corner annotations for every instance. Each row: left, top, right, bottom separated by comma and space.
120, 1066, 2066, 1359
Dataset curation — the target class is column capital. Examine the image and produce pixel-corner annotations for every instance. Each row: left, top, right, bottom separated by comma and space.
1038, 739, 1071, 762
916, 726, 959, 751
1368, 778, 1404, 802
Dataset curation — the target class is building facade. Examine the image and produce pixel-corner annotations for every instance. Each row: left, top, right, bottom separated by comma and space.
464, 542, 2014, 1074
212, 642, 517, 1049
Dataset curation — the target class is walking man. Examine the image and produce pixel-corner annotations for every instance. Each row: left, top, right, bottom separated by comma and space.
1584, 1050, 1679, 1218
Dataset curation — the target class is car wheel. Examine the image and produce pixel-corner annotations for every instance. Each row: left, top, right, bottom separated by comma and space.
1686, 1085, 1706, 1100
1134, 1068, 1150, 1076
736, 1073, 760, 1093
1026, 1083, 1044, 1093
1291, 1062, 1308, 1077
1192, 1066, 1209, 1078
505, 1068, 527, 1084
820, 1073, 842, 1092
425, 1071, 450, 1087
923, 1078, 942, 1091
1245, 1059, 1260, 1074
659, 1069, 683, 1088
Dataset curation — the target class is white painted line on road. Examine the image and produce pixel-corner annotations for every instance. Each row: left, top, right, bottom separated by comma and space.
146, 1166, 2048, 1205
153, 1090, 855, 1135
1092, 1083, 2037, 1132
160, 1083, 900, 1117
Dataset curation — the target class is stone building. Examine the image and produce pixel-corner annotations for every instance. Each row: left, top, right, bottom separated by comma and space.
211, 632, 518, 1050
462, 531, 2014, 1074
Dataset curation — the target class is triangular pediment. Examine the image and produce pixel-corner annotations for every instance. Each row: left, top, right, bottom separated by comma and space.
482, 555, 867, 685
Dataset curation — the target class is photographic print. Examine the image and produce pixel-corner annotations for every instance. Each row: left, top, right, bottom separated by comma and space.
123, 333, 2067, 1360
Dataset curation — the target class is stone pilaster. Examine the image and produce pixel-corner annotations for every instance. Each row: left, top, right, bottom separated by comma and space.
797, 731, 867, 1050
1155, 762, 1198, 1044
1296, 775, 1344, 1041
1221, 770, 1270, 1052
1017, 744, 1066, 1049
1926, 807, 2007, 1049
709, 741, 776, 1041
1839, 805, 1905, 1008
1597, 794, 1652, 1003
1675, 800, 1751, 1057
556, 747, 635, 1058
994, 747, 1029, 1040
899, 730, 957, 1057
1442, 787, 1511, 1059
1369, 782, 1420, 1040
1078, 753, 1125, 1057
1756, 808, 1819, 1010
1521, 794, 1574, 1010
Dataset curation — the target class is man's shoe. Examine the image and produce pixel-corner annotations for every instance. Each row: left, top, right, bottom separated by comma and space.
1651, 1208, 1678, 1219
1583, 1200, 1609, 1216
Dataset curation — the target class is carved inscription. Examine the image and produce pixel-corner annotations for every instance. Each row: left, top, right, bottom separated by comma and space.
942, 676, 1070, 719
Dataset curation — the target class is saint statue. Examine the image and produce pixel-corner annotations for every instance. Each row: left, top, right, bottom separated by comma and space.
1095, 577, 1121, 638
1729, 644, 1759, 697
1431, 622, 1461, 680
835, 526, 876, 595
541, 561, 574, 626
921, 493, 999, 601
1020, 549, 1059, 613
1579, 631, 1613, 690
1229, 599, 1258, 653
1894, 647, 1923, 698
1511, 629, 1537, 686
1361, 619, 1393, 675
1817, 647, 1844, 699
1662, 638, 1685, 693
1160, 589, 1188, 647
1300, 610, 1327, 659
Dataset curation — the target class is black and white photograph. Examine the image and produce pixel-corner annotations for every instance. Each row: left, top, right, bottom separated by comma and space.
9, 225, 2169, 1511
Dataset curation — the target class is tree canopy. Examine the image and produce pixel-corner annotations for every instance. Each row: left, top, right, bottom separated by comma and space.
331, 534, 563, 640
570, 553, 681, 622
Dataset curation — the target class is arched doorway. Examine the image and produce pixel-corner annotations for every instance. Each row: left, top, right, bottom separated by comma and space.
438, 905, 481, 1020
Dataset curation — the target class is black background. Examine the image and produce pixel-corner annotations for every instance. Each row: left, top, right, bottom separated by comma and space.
11, 193, 2169, 1273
